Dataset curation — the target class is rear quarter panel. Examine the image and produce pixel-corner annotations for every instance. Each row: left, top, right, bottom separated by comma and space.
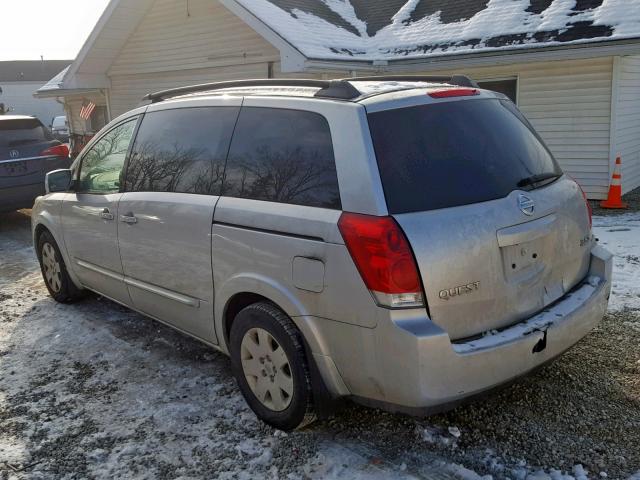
211, 96, 394, 352
212, 198, 381, 352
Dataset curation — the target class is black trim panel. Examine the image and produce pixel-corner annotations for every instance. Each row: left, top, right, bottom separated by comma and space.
213, 221, 324, 243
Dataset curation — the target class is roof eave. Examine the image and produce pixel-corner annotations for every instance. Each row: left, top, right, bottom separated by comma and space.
34, 87, 105, 99
63, 0, 123, 84
35, 72, 111, 98
32, 0, 121, 98
51, 0, 155, 96
304, 38, 640, 73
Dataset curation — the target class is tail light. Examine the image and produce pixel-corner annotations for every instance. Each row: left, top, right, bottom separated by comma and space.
429, 88, 479, 98
571, 176, 592, 229
41, 144, 70, 158
580, 186, 593, 229
338, 212, 424, 309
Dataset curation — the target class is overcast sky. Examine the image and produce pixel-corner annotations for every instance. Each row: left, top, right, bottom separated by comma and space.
1, 0, 111, 61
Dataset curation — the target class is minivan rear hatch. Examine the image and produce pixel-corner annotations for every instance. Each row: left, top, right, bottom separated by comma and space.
367, 96, 592, 340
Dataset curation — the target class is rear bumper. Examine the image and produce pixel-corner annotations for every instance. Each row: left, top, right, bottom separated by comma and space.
307, 245, 612, 413
0, 156, 70, 213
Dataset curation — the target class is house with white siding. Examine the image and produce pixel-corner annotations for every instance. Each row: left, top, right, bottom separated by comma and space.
0, 60, 70, 125
35, 0, 640, 198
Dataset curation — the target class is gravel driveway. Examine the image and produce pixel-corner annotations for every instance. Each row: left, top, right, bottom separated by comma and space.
0, 210, 639, 480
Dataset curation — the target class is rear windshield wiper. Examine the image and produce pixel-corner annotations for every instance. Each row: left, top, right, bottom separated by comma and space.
517, 172, 562, 190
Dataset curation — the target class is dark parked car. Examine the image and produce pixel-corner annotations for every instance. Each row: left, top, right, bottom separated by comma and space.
1, 115, 71, 213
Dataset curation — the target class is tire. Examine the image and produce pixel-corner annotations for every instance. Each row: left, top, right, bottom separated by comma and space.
37, 230, 84, 303
230, 302, 316, 431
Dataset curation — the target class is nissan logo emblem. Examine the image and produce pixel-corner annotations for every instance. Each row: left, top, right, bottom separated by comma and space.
9, 150, 19, 159
518, 194, 535, 216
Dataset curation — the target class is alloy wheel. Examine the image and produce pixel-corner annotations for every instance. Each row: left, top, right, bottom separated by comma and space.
240, 327, 294, 411
42, 242, 62, 293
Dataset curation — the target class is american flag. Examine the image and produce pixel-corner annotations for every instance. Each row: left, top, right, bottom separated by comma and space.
80, 100, 96, 121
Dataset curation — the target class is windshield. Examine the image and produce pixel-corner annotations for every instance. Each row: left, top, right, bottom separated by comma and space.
0, 118, 52, 147
368, 98, 562, 214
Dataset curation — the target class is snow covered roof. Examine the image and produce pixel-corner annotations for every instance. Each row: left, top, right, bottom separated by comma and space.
233, 0, 640, 61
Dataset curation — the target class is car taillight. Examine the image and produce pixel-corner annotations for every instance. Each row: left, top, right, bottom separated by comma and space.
338, 212, 424, 309
579, 185, 593, 229
570, 176, 592, 229
41, 144, 69, 158
429, 88, 479, 98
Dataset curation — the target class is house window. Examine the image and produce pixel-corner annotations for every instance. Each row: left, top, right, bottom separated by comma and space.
477, 78, 518, 104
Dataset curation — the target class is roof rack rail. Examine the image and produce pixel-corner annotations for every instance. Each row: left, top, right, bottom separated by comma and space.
143, 79, 362, 103
344, 74, 479, 88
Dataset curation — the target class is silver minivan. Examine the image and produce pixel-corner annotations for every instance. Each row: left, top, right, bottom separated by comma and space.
32, 77, 612, 430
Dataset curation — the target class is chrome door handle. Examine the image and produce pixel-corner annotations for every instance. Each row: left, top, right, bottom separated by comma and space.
100, 208, 114, 221
120, 213, 138, 224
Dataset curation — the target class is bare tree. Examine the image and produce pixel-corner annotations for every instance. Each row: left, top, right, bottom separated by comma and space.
125, 141, 225, 195
225, 145, 339, 208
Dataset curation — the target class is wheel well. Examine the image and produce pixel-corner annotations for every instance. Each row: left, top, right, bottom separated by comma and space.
223, 293, 274, 345
223, 292, 337, 417
34, 224, 51, 257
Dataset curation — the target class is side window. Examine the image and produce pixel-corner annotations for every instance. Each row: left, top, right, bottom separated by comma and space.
124, 107, 239, 195
224, 107, 341, 209
78, 119, 137, 194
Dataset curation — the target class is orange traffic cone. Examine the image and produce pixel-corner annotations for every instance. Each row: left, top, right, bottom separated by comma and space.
600, 156, 628, 209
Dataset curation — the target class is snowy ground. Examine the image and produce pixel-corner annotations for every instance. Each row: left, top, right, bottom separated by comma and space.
593, 213, 640, 312
0, 210, 639, 480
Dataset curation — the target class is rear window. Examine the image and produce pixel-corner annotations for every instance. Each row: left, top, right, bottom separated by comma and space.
0, 118, 52, 147
368, 99, 562, 214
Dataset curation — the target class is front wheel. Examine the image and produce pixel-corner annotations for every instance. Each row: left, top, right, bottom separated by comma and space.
230, 302, 316, 431
37, 230, 84, 303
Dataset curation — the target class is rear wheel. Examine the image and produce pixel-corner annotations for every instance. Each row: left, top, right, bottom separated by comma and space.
230, 302, 316, 431
37, 230, 84, 303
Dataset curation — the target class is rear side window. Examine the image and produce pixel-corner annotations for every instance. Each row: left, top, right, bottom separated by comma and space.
368, 99, 562, 214
125, 107, 239, 195
223, 107, 341, 209
0, 118, 52, 147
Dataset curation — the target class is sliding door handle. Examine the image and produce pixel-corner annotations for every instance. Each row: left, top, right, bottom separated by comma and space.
99, 208, 114, 221
120, 213, 138, 224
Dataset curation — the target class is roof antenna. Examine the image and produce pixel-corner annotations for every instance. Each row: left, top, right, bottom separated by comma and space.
186, 0, 191, 17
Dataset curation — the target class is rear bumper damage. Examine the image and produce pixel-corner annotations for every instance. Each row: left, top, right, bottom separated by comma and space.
307, 245, 613, 414
369, 245, 612, 413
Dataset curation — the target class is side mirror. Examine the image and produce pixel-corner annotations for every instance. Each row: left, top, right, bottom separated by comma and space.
45, 169, 73, 194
